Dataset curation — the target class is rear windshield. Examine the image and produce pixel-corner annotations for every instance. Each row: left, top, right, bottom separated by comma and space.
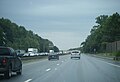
72, 51, 79, 53
0, 48, 10, 55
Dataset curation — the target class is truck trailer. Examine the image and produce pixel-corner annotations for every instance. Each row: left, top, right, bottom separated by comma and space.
28, 48, 38, 56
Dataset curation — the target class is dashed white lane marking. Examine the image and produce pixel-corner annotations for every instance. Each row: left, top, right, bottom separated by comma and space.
46, 68, 51, 71
57, 64, 60, 65
62, 61, 64, 62
99, 60, 120, 68
24, 79, 32, 82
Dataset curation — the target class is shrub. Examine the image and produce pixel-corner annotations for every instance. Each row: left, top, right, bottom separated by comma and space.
115, 51, 120, 57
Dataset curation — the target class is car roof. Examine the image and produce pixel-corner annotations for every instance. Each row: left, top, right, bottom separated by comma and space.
71, 50, 80, 52
0, 46, 14, 51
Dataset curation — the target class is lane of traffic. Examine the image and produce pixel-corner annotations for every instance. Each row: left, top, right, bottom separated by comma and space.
83, 54, 120, 82
1, 54, 120, 82
32, 54, 120, 82
0, 55, 69, 82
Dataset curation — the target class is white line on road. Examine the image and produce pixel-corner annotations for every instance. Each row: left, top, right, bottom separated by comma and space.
24, 79, 32, 82
62, 61, 64, 62
46, 68, 51, 71
89, 55, 120, 68
57, 64, 60, 65
100, 60, 120, 68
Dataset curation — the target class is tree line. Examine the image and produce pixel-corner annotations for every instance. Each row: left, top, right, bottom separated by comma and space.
0, 18, 59, 52
81, 12, 120, 53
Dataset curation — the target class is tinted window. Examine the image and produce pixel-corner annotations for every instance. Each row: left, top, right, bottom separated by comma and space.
9, 48, 16, 56
0, 48, 10, 55
72, 51, 79, 53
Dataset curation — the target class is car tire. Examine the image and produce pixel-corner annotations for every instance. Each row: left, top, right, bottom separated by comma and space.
48, 58, 50, 60
17, 68, 22, 75
5, 66, 12, 79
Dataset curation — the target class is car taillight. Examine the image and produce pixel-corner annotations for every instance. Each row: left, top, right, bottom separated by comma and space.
2, 58, 7, 65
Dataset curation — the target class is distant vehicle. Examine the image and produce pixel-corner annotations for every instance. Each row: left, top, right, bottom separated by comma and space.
0, 46, 22, 79
71, 50, 81, 59
28, 48, 38, 56
49, 50, 54, 53
23, 53, 29, 56
16, 49, 25, 57
39, 52, 49, 56
48, 50, 59, 60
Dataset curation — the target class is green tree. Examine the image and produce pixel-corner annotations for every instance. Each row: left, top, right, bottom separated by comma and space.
82, 12, 120, 53
54, 46, 59, 52
0, 17, 59, 52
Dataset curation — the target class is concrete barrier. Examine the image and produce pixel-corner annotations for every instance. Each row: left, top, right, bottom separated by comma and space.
20, 56, 47, 60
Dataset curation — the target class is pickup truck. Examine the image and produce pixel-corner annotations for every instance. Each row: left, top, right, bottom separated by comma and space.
0, 46, 22, 79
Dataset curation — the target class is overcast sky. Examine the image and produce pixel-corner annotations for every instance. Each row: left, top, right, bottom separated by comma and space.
0, 0, 120, 50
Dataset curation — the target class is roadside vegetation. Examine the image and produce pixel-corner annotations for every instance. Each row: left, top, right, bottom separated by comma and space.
81, 12, 120, 53
80, 12, 120, 60
0, 18, 59, 52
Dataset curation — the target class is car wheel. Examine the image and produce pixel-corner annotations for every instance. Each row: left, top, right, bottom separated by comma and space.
17, 68, 22, 75
48, 58, 50, 60
5, 66, 12, 79
71, 57, 72, 59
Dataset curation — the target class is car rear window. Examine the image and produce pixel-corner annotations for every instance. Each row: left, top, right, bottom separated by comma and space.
0, 48, 10, 55
72, 51, 79, 53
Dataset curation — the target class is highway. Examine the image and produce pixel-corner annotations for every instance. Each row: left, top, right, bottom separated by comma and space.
0, 54, 120, 82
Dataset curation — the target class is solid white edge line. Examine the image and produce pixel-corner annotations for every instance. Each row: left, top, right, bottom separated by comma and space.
24, 79, 32, 82
88, 55, 120, 68
93, 56, 120, 68
101, 60, 120, 68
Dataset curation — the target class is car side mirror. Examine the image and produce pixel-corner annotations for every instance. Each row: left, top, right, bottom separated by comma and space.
13, 52, 18, 57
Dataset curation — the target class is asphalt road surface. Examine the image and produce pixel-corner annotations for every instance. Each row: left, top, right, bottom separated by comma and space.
0, 54, 120, 82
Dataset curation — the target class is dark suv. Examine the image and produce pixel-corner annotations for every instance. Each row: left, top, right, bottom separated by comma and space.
0, 46, 22, 79
48, 53, 59, 60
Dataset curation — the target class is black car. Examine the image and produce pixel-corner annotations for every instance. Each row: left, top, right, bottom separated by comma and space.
48, 53, 59, 60
0, 46, 22, 79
